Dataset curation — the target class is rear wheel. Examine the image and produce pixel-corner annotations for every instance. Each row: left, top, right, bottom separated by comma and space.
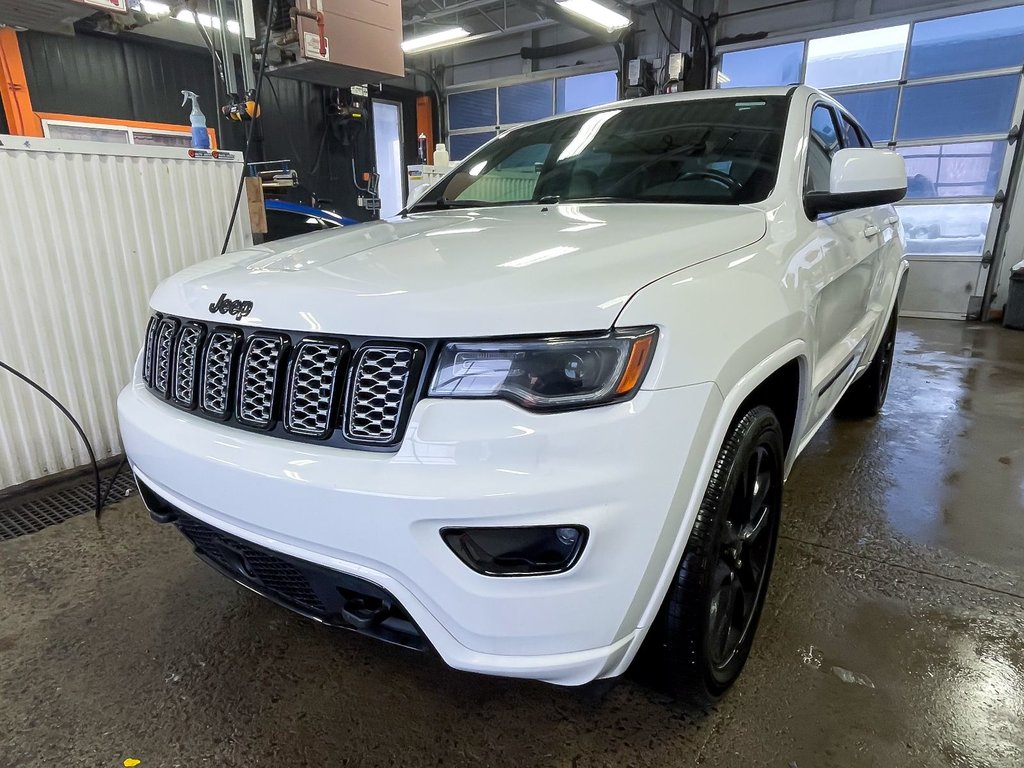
636, 406, 784, 705
836, 305, 899, 419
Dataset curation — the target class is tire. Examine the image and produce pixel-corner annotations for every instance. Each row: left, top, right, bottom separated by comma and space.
635, 406, 784, 705
835, 305, 899, 420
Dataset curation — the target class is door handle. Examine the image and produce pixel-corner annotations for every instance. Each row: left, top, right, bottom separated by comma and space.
863, 225, 880, 238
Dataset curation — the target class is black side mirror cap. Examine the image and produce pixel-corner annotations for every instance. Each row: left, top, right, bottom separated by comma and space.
805, 187, 907, 217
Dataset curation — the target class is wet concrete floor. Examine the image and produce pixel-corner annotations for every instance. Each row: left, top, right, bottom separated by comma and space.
1, 318, 1022, 767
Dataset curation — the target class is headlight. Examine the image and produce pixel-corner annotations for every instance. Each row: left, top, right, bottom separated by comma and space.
428, 327, 657, 411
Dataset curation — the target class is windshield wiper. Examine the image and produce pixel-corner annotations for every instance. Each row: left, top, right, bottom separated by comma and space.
545, 195, 647, 204
409, 197, 504, 212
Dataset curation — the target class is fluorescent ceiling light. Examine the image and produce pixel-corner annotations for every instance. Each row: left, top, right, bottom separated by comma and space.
556, 0, 631, 32
174, 8, 241, 34
176, 9, 219, 28
402, 27, 470, 53
140, 1, 170, 14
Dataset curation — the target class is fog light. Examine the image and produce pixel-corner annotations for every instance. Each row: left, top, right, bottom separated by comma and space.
441, 525, 588, 576
555, 526, 579, 547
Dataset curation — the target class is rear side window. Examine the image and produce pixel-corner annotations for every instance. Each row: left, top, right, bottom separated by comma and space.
805, 104, 841, 194
841, 115, 870, 147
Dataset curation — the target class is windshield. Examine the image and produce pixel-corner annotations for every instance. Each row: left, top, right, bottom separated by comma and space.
414, 96, 788, 210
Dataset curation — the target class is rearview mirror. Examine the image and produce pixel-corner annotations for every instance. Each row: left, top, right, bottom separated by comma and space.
805, 148, 907, 217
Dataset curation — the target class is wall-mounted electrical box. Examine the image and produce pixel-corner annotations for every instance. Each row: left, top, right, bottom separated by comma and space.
270, 0, 404, 88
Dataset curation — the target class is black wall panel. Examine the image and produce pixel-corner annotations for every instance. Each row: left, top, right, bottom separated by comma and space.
19, 31, 221, 127
0, 97, 8, 135
15, 29, 425, 221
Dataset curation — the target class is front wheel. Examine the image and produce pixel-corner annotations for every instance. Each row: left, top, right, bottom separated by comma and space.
635, 406, 784, 704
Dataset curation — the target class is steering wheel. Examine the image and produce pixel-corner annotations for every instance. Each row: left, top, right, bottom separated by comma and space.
675, 169, 742, 191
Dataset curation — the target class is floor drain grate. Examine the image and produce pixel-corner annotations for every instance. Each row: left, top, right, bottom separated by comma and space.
0, 470, 136, 542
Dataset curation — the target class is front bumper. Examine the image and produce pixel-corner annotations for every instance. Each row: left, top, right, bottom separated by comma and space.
119, 376, 719, 685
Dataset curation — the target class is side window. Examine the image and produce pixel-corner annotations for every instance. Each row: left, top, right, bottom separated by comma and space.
841, 115, 869, 148
805, 104, 842, 195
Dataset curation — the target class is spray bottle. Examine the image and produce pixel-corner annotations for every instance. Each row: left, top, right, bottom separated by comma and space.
181, 90, 211, 150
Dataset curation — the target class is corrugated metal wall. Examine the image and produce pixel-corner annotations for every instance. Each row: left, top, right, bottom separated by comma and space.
0, 137, 251, 490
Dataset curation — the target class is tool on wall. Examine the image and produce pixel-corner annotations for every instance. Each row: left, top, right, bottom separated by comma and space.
352, 160, 380, 215
222, 89, 261, 121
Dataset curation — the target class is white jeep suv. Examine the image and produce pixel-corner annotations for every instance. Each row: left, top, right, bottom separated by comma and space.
119, 85, 908, 701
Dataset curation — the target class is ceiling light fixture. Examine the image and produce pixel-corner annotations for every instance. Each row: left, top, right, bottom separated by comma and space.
175, 9, 220, 28
556, 0, 631, 32
140, 1, 171, 15
402, 26, 471, 53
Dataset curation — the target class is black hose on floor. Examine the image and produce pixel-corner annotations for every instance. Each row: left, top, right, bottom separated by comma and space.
0, 359, 103, 518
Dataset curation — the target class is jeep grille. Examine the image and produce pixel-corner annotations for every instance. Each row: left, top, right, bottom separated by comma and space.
141, 314, 424, 450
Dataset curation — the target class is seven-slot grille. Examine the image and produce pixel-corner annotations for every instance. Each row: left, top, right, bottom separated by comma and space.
142, 314, 420, 449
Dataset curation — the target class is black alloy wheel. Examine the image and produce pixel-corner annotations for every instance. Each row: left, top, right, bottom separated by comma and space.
636, 406, 784, 704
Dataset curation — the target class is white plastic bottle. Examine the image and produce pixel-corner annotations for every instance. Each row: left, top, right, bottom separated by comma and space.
433, 143, 450, 169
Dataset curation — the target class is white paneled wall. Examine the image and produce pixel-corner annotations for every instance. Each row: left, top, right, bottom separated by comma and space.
0, 137, 251, 490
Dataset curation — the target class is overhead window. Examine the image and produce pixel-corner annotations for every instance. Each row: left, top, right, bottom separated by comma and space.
718, 42, 804, 88
555, 71, 618, 112
897, 203, 992, 257
449, 131, 496, 161
448, 89, 497, 131
906, 5, 1024, 79
499, 81, 554, 124
898, 142, 1006, 199
805, 25, 909, 89
448, 71, 618, 161
896, 74, 1018, 141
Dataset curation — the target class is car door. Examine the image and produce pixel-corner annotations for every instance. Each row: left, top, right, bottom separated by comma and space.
837, 109, 904, 341
804, 102, 886, 423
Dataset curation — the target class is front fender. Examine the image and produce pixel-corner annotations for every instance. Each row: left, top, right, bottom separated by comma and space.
617, 247, 808, 398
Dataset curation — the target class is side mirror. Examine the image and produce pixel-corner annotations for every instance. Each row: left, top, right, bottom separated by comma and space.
806, 147, 907, 217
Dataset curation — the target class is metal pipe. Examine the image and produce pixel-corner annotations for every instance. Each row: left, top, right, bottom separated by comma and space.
403, 0, 507, 26
213, 0, 237, 96
236, 0, 253, 92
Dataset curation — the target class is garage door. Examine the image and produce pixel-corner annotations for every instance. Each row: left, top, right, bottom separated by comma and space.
718, 5, 1024, 320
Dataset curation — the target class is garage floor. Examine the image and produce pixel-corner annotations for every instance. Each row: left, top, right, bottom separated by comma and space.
1, 318, 1022, 768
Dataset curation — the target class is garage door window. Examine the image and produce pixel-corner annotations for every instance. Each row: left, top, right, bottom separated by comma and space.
896, 75, 1019, 141
498, 81, 554, 124
906, 5, 1024, 78
899, 203, 993, 257
718, 41, 804, 88
450, 132, 496, 161
447, 70, 618, 160
804, 25, 908, 89
899, 142, 1006, 199
556, 71, 619, 112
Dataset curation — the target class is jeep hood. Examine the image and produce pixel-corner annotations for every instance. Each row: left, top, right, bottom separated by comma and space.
152, 204, 766, 337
